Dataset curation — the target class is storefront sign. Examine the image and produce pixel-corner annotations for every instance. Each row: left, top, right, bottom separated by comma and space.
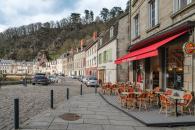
183, 42, 195, 55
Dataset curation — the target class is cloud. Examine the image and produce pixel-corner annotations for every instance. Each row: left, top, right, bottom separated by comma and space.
0, 0, 127, 32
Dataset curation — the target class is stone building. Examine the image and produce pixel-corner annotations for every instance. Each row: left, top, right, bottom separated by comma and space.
74, 48, 86, 76
66, 51, 74, 76
98, 12, 129, 83
85, 33, 98, 77
115, 0, 195, 93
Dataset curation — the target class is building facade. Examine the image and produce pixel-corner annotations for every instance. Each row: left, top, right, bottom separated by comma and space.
67, 52, 74, 76
116, 0, 195, 93
85, 39, 98, 77
74, 49, 86, 76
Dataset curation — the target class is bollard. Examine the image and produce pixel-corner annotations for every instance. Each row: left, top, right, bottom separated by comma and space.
80, 84, 82, 95
67, 88, 69, 100
95, 85, 97, 94
50, 90, 53, 109
14, 98, 19, 129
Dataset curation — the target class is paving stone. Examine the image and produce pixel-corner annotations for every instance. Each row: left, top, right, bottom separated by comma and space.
102, 125, 135, 130
23, 121, 50, 129
84, 119, 110, 125
67, 124, 103, 130
82, 114, 108, 120
48, 122, 68, 130
109, 120, 144, 126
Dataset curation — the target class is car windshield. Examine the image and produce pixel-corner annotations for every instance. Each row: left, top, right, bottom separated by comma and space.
89, 77, 97, 80
35, 76, 46, 79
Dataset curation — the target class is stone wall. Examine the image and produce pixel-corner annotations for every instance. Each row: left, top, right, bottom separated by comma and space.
117, 14, 130, 82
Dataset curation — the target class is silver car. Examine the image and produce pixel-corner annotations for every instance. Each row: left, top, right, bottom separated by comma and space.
86, 76, 99, 87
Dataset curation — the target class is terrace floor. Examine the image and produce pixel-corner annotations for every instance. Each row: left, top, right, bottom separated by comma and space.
99, 93, 195, 127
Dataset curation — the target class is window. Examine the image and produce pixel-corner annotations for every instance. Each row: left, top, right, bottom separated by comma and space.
110, 26, 114, 39
103, 51, 107, 63
148, 0, 158, 27
173, 0, 192, 12
133, 14, 139, 38
166, 44, 184, 90
99, 38, 103, 46
108, 49, 112, 62
99, 53, 102, 64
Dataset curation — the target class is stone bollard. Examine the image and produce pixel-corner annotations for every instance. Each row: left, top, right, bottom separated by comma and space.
80, 84, 83, 95
50, 90, 53, 109
67, 88, 69, 100
14, 98, 19, 129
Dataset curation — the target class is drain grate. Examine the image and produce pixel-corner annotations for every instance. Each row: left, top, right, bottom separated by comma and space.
59, 113, 81, 121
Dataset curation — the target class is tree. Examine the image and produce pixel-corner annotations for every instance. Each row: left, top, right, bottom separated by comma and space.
84, 10, 90, 24
70, 13, 81, 30
110, 7, 123, 18
89, 11, 94, 23
125, 0, 130, 12
100, 8, 109, 22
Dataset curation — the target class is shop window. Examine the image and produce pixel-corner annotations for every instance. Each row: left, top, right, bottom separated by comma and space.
173, 0, 192, 13
166, 44, 184, 90
148, 0, 159, 28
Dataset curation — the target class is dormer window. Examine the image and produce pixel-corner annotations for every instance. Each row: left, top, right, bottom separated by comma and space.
110, 26, 114, 39
99, 38, 103, 46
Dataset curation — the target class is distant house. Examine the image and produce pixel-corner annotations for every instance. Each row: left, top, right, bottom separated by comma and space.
97, 12, 129, 83
85, 32, 98, 77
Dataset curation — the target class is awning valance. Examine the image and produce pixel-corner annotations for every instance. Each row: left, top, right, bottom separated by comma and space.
115, 31, 187, 64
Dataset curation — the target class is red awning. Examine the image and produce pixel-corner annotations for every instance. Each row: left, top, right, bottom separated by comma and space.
115, 31, 187, 64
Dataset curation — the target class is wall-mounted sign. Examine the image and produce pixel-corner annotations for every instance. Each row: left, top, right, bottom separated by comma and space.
183, 42, 195, 55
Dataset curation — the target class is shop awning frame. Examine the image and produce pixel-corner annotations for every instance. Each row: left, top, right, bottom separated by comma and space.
115, 31, 188, 64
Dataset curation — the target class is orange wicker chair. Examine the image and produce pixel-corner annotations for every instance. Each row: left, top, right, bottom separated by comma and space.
178, 93, 193, 115
159, 94, 174, 116
137, 92, 149, 111
126, 93, 136, 109
117, 86, 126, 104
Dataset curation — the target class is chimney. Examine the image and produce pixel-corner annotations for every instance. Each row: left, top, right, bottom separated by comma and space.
80, 39, 84, 51
93, 32, 97, 41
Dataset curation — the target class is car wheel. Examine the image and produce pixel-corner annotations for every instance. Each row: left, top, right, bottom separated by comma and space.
32, 83, 35, 85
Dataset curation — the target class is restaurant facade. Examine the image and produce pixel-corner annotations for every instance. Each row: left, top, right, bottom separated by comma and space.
115, 0, 195, 93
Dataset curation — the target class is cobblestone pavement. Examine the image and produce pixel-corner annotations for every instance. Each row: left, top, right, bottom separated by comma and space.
20, 93, 195, 130
0, 77, 94, 130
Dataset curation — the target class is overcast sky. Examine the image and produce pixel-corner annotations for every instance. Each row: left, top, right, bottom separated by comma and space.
0, 0, 127, 32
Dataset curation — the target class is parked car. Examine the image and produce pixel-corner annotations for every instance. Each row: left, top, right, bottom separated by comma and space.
86, 76, 99, 87
32, 75, 50, 85
78, 75, 84, 81
48, 75, 58, 83
82, 76, 89, 84
70, 75, 77, 79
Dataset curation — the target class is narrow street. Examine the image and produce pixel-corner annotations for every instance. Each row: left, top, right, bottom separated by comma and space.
0, 77, 94, 130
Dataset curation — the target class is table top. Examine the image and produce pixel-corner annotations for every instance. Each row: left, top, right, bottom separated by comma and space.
121, 92, 142, 95
121, 92, 129, 95
168, 95, 184, 100
155, 91, 164, 94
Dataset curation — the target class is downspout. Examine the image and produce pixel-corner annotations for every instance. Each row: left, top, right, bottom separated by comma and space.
128, 0, 132, 81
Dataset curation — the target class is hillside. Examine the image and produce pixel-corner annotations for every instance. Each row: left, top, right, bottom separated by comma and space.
0, 22, 106, 61
0, 3, 129, 61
